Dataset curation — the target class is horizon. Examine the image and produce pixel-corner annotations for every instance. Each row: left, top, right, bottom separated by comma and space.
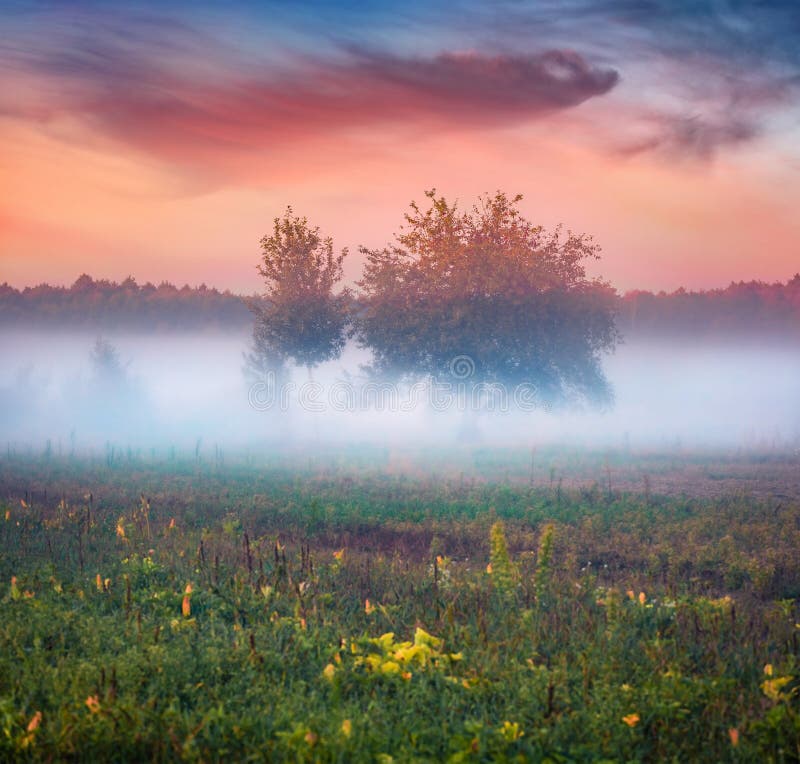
3, 270, 800, 297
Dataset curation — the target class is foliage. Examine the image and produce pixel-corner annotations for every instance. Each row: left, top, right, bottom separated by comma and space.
0, 275, 251, 330
534, 523, 555, 606
251, 207, 350, 372
488, 521, 516, 598
619, 273, 800, 339
2, 273, 799, 340
323, 628, 464, 686
0, 450, 799, 761
90, 337, 126, 388
354, 190, 619, 406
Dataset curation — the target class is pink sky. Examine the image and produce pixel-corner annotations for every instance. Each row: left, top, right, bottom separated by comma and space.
1, 3, 798, 293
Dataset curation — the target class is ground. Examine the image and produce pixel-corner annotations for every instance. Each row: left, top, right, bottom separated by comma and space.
0, 446, 798, 761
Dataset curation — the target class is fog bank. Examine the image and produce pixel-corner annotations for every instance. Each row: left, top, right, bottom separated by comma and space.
1, 330, 798, 452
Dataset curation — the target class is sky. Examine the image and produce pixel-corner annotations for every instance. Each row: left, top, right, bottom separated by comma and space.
1, 0, 798, 293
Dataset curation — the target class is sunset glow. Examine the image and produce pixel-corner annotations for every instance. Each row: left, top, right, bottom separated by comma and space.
1, 1, 798, 291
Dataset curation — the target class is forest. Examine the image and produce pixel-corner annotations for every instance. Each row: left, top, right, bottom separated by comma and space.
3, 271, 798, 338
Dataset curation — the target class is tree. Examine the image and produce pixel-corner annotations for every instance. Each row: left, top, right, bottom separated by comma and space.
250, 208, 349, 379
354, 190, 619, 408
81, 337, 153, 440
90, 337, 126, 389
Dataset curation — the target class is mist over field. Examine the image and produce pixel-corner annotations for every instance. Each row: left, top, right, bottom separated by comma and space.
2, 329, 798, 452
4, 0, 800, 758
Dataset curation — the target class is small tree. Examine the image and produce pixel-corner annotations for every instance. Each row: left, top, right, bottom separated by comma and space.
250, 207, 349, 379
83, 337, 151, 438
90, 337, 125, 389
354, 190, 619, 408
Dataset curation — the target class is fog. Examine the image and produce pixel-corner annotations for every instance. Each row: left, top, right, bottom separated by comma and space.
1, 329, 799, 453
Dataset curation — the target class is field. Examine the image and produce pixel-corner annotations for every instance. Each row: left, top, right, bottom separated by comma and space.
1, 446, 799, 762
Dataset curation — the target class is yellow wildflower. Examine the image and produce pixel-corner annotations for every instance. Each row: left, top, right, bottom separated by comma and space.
364, 654, 383, 672
374, 632, 395, 649
380, 660, 401, 675
341, 719, 352, 737
414, 627, 442, 650
761, 676, 792, 702
500, 721, 524, 741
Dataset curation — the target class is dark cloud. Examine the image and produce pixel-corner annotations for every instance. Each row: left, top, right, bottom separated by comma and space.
343, 48, 619, 118
0, 10, 619, 174
621, 113, 758, 160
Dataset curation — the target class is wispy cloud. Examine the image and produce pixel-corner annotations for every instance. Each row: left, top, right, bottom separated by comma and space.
1, 0, 798, 174
0, 8, 619, 181
446, 0, 800, 159
620, 113, 758, 161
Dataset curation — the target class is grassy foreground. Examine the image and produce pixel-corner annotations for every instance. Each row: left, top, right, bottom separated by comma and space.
0, 451, 799, 762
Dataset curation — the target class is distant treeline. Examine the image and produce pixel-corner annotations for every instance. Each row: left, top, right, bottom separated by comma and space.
1, 272, 799, 337
0, 274, 253, 330
618, 275, 800, 339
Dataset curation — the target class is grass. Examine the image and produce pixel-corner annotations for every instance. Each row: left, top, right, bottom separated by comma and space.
0, 447, 798, 761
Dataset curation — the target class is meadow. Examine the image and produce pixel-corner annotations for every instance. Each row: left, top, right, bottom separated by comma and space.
1, 446, 798, 762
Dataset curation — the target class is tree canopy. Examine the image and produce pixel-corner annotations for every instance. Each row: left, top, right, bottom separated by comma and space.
354, 190, 619, 407
90, 337, 126, 388
250, 207, 349, 373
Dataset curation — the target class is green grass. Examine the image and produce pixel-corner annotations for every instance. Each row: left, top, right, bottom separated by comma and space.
0, 450, 798, 761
